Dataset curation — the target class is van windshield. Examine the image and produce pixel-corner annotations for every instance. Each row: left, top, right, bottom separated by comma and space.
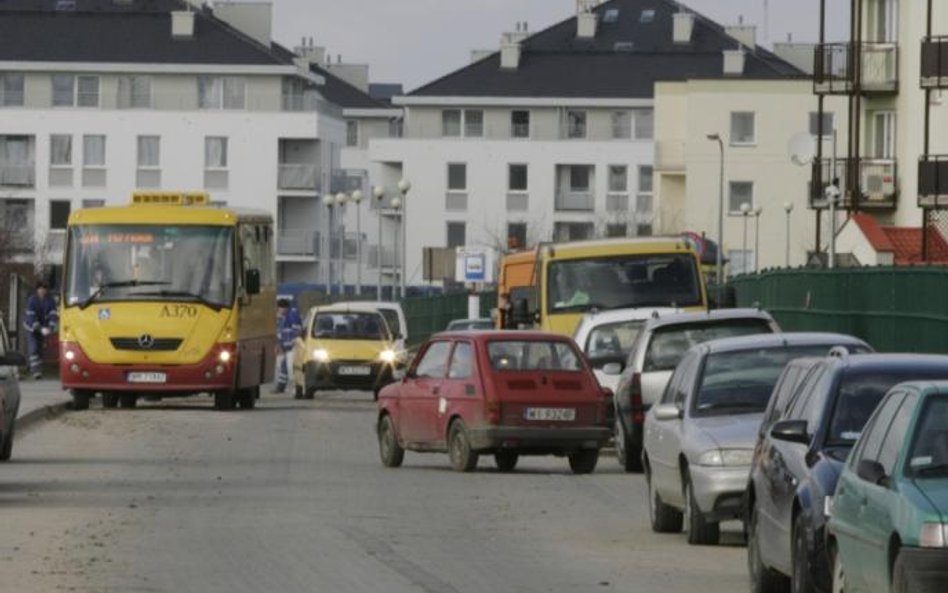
313, 312, 390, 341
548, 253, 701, 314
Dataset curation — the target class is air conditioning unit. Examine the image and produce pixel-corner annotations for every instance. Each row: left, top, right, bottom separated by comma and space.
862, 170, 895, 201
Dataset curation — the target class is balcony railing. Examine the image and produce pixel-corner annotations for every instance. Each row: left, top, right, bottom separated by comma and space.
0, 164, 34, 187
506, 192, 528, 212
655, 140, 685, 171
921, 36, 948, 88
277, 230, 320, 258
810, 157, 898, 209
555, 191, 594, 212
368, 245, 398, 269
278, 163, 319, 191
919, 156, 948, 208
445, 192, 468, 212
814, 42, 898, 94
606, 193, 629, 212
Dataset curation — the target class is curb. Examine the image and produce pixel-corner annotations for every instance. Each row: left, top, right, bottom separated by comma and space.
15, 401, 72, 432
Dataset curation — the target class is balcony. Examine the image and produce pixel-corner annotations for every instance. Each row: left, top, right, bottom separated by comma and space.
655, 140, 685, 172
445, 192, 468, 212
0, 164, 34, 187
506, 193, 528, 212
278, 164, 319, 191
919, 156, 948, 208
607, 194, 629, 212
810, 157, 898, 209
277, 229, 320, 259
555, 191, 594, 212
368, 245, 398, 269
921, 36, 948, 88
814, 42, 898, 94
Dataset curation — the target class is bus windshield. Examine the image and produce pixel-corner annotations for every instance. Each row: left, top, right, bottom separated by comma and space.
547, 253, 701, 313
65, 224, 235, 309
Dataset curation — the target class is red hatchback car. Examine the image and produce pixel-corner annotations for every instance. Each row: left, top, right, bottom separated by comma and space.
376, 331, 612, 473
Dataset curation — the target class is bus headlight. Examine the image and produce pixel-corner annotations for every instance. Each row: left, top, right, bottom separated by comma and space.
313, 349, 330, 363
218, 350, 232, 363
64, 350, 76, 362
379, 349, 397, 364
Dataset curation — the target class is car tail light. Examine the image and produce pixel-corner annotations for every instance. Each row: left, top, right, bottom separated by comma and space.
629, 372, 644, 425
486, 399, 501, 425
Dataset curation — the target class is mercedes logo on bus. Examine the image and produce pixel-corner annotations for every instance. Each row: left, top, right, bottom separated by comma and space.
138, 334, 156, 350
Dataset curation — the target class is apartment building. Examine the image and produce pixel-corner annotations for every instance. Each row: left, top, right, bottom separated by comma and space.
370, 0, 805, 289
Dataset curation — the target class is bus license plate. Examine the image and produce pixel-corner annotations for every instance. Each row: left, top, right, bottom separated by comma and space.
338, 366, 371, 376
127, 372, 167, 384
524, 408, 576, 421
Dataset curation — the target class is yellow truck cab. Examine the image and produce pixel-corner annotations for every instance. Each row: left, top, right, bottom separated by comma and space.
498, 237, 708, 337
291, 303, 400, 400
59, 192, 276, 411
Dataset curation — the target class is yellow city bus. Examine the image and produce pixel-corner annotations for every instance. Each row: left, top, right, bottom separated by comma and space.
59, 192, 276, 411
498, 237, 708, 337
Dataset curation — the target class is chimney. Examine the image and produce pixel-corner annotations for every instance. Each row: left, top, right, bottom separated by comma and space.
673, 12, 695, 44
576, 0, 599, 39
171, 10, 195, 39
499, 23, 529, 70
725, 24, 757, 48
295, 37, 326, 66
213, 1, 273, 47
723, 49, 746, 75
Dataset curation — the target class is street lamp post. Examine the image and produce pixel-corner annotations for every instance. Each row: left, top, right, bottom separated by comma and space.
706, 134, 725, 285
390, 196, 402, 300
740, 202, 751, 275
372, 185, 385, 299
321, 193, 335, 294
783, 202, 794, 267
335, 192, 347, 296
397, 178, 411, 300
351, 189, 364, 296
753, 206, 762, 273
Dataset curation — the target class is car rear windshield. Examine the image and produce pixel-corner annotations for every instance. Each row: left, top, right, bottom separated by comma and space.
907, 396, 948, 476
828, 369, 948, 446
696, 345, 843, 416
312, 312, 390, 341
487, 341, 582, 372
643, 318, 773, 372
585, 320, 644, 360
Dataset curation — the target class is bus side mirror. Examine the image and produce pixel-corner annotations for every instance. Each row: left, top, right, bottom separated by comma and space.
245, 269, 261, 295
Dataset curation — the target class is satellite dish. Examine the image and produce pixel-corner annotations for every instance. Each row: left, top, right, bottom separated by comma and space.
788, 132, 815, 166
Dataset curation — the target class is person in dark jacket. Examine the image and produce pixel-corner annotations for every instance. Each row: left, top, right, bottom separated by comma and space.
275, 298, 303, 394
24, 281, 58, 379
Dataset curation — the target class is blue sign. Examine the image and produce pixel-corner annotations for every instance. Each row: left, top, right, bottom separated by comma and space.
463, 253, 486, 282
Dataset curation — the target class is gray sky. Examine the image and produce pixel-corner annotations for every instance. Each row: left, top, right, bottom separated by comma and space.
268, 0, 849, 91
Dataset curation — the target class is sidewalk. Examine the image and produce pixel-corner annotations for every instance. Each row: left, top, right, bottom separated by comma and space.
16, 379, 72, 430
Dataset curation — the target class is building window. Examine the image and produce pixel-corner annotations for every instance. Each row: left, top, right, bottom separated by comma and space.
638, 165, 653, 193
442, 109, 462, 137
872, 111, 896, 159
464, 110, 484, 137
388, 118, 404, 138
609, 165, 628, 192
346, 120, 359, 147
809, 112, 835, 137
730, 112, 756, 145
447, 163, 467, 191
0, 135, 35, 187
507, 222, 527, 250
567, 110, 587, 139
554, 222, 594, 242
0, 74, 25, 107
82, 135, 105, 167
728, 181, 754, 214
446, 222, 466, 248
49, 200, 71, 230
81, 199, 105, 208
77, 76, 99, 107
52, 75, 99, 108
118, 76, 151, 109
205, 137, 228, 168
612, 111, 632, 139
198, 76, 245, 110
511, 110, 530, 138
637, 223, 653, 237
50, 135, 72, 166
634, 109, 654, 140
51, 75, 74, 107
137, 135, 161, 188
606, 223, 627, 238
570, 165, 590, 191
508, 164, 528, 192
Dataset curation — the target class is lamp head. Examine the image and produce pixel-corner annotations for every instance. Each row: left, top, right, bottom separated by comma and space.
706, 133, 721, 141
372, 185, 385, 200
740, 202, 751, 215
390, 196, 402, 210
335, 192, 347, 206
321, 194, 334, 207
397, 178, 411, 194
351, 190, 364, 204
784, 201, 794, 213
753, 207, 762, 217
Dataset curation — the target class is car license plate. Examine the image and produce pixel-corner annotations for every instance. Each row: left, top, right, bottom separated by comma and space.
127, 372, 167, 384
524, 407, 576, 421
338, 365, 371, 376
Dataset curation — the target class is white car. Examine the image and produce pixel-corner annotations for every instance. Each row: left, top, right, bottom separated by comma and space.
572, 308, 678, 392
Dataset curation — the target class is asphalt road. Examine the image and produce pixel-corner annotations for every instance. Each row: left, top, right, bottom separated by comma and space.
1, 393, 749, 593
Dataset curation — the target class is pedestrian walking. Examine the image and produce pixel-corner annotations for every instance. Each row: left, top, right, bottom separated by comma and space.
24, 281, 59, 380
275, 298, 303, 394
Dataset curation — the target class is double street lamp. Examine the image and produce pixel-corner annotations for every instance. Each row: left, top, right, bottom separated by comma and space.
370, 178, 410, 301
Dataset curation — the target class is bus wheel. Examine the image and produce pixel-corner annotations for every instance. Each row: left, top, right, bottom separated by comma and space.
214, 391, 236, 411
118, 394, 138, 409
102, 393, 119, 409
237, 388, 257, 410
70, 390, 92, 411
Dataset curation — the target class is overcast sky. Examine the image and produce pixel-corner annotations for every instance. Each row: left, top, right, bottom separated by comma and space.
268, 0, 849, 91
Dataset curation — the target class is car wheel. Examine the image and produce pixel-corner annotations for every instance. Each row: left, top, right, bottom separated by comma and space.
615, 418, 642, 473
448, 420, 478, 472
494, 451, 519, 473
102, 393, 119, 409
792, 515, 816, 593
684, 474, 720, 545
568, 448, 599, 475
749, 503, 791, 593
118, 394, 138, 409
71, 389, 92, 411
0, 424, 14, 461
377, 415, 404, 468
891, 552, 909, 593
648, 471, 683, 533
214, 391, 236, 411
830, 543, 845, 593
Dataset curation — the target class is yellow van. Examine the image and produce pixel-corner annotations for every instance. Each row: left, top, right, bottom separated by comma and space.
291, 303, 400, 399
498, 238, 708, 337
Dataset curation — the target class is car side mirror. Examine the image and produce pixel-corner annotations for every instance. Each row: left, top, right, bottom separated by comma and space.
245, 268, 261, 295
770, 420, 810, 444
856, 459, 890, 487
653, 403, 683, 422
0, 351, 25, 367
602, 362, 623, 376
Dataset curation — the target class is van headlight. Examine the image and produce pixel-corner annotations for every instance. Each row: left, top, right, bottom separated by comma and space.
379, 349, 397, 364
698, 448, 754, 467
312, 349, 330, 363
